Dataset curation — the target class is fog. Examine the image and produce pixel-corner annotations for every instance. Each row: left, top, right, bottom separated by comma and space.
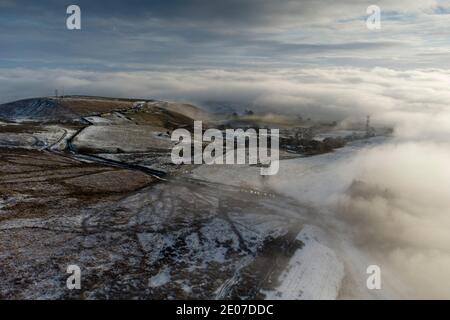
340, 98, 450, 298
3, 66, 450, 124
337, 141, 450, 298
267, 112, 450, 298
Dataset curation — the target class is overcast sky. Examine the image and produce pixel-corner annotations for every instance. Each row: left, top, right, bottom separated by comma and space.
1, 0, 450, 114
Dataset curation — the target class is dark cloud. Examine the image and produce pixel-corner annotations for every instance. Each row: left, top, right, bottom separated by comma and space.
1, 0, 442, 71
0, 0, 449, 103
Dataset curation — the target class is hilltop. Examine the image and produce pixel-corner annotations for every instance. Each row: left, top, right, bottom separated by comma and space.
0, 96, 209, 124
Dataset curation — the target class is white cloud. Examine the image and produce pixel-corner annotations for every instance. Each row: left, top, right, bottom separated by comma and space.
335, 142, 450, 298
3, 66, 450, 133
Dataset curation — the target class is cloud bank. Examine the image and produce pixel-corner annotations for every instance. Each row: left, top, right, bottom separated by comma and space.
3, 66, 450, 130
333, 141, 450, 299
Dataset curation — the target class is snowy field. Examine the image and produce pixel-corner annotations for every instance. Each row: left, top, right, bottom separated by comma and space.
71, 125, 173, 153
262, 225, 344, 300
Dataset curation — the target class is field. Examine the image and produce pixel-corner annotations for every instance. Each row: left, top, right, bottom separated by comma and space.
0, 96, 391, 299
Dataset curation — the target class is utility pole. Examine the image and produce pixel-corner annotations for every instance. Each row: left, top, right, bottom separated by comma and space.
55, 89, 58, 98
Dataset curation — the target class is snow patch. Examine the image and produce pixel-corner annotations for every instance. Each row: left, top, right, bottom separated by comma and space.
149, 267, 171, 288
263, 225, 344, 300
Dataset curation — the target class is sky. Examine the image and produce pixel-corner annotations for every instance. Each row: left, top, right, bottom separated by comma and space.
1, 0, 450, 70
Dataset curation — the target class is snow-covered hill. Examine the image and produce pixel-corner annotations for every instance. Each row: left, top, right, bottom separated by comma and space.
0, 98, 79, 122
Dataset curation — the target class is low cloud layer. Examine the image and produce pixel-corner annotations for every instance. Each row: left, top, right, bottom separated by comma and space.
267, 138, 450, 298
337, 142, 450, 298
2, 67, 450, 130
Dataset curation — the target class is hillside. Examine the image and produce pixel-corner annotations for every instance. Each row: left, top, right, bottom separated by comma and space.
0, 96, 209, 125
0, 98, 80, 123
